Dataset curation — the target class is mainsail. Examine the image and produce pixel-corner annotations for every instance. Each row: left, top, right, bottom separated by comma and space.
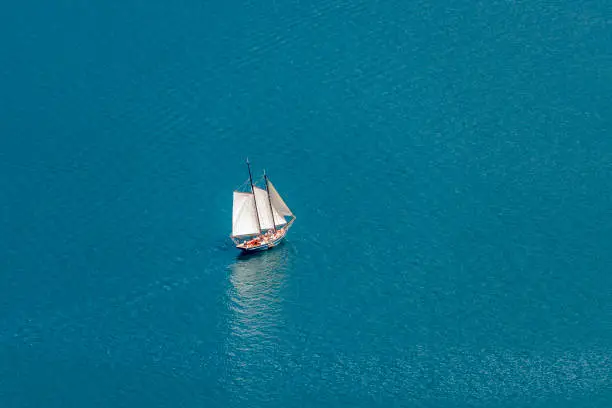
254, 187, 287, 229
232, 192, 260, 237
266, 180, 293, 217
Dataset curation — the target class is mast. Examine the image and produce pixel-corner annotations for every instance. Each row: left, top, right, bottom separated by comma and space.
246, 158, 262, 234
263, 169, 277, 232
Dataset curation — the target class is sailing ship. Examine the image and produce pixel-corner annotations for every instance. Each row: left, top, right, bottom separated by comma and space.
230, 159, 296, 252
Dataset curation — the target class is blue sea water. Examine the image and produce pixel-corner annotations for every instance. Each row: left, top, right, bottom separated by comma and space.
1, 0, 611, 406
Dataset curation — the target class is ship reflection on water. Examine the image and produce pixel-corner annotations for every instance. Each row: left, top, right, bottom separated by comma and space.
226, 244, 292, 355
224, 244, 294, 399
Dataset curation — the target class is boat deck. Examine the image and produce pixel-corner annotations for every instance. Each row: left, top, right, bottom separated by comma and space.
237, 229, 287, 252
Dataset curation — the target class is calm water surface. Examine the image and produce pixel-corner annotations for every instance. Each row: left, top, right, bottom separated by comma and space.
1, 0, 611, 406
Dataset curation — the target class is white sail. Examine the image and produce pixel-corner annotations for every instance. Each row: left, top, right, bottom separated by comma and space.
267, 180, 293, 217
232, 192, 260, 237
254, 187, 287, 229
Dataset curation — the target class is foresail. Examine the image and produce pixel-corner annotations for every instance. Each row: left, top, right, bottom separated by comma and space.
254, 187, 287, 229
267, 180, 293, 217
232, 192, 260, 236
274, 207, 287, 226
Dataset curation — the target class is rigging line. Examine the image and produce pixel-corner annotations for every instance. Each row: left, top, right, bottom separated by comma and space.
233, 178, 251, 192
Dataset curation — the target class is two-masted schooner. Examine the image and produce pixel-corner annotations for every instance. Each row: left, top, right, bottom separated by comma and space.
230, 159, 295, 252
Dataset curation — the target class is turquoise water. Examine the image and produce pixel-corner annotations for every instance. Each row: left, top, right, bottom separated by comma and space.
1, 0, 611, 406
